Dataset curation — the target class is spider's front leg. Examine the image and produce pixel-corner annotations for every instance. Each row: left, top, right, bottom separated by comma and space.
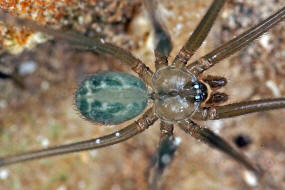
187, 6, 285, 75
0, 108, 157, 167
172, 0, 226, 68
148, 121, 178, 190
193, 98, 285, 120
178, 119, 261, 175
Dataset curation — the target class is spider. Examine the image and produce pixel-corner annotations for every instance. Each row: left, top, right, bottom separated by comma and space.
0, 0, 284, 189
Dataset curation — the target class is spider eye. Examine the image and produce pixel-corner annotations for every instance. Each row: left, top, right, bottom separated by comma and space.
192, 82, 207, 102
75, 72, 148, 124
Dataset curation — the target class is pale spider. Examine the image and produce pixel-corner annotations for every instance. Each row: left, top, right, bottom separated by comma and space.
0, 0, 285, 189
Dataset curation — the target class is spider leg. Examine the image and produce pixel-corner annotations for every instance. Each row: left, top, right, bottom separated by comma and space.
179, 119, 261, 175
0, 11, 153, 85
0, 70, 25, 89
193, 98, 285, 120
0, 108, 157, 167
148, 121, 177, 190
143, 0, 172, 70
187, 7, 285, 75
172, 0, 226, 68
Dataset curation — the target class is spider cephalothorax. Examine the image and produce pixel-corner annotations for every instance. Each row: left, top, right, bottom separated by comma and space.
0, 0, 284, 189
152, 66, 208, 122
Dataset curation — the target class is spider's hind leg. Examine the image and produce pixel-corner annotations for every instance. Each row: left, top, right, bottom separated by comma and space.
0, 11, 154, 85
143, 0, 172, 70
148, 121, 178, 190
0, 108, 157, 167
0, 70, 25, 89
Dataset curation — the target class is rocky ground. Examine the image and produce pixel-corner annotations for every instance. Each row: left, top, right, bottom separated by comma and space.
0, 0, 284, 190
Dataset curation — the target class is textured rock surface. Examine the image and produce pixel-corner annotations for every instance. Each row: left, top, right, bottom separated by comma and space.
0, 0, 284, 190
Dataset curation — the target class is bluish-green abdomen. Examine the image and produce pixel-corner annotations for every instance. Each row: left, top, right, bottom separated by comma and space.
75, 72, 148, 124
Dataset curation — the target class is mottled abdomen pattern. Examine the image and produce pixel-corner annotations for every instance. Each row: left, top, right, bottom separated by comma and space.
75, 72, 148, 124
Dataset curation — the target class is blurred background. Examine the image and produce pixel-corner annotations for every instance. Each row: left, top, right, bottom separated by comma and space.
0, 0, 284, 189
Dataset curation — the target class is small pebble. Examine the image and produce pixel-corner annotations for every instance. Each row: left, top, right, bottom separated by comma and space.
18, 60, 37, 75
57, 185, 67, 190
234, 134, 252, 148
41, 81, 50, 90
36, 136, 50, 147
0, 169, 9, 180
243, 170, 258, 187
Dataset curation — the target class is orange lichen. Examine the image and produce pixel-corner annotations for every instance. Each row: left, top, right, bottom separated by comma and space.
0, 0, 77, 23
0, 0, 136, 54
0, 23, 48, 54
7, 27, 32, 46
0, 0, 79, 53
0, 0, 16, 10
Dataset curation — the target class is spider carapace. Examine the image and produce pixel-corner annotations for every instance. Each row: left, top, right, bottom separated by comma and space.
151, 66, 209, 122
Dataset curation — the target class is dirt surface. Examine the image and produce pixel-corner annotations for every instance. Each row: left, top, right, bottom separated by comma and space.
0, 0, 285, 190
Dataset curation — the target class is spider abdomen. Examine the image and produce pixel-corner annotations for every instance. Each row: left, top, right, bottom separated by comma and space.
75, 72, 148, 124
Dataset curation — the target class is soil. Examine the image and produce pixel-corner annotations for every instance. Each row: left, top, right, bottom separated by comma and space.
0, 0, 284, 190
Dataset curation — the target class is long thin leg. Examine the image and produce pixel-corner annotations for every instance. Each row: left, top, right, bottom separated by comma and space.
172, 0, 226, 68
143, 0, 172, 70
0, 108, 157, 167
187, 7, 285, 75
193, 98, 285, 120
0, 11, 154, 85
0, 70, 25, 89
179, 119, 261, 175
148, 121, 177, 190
